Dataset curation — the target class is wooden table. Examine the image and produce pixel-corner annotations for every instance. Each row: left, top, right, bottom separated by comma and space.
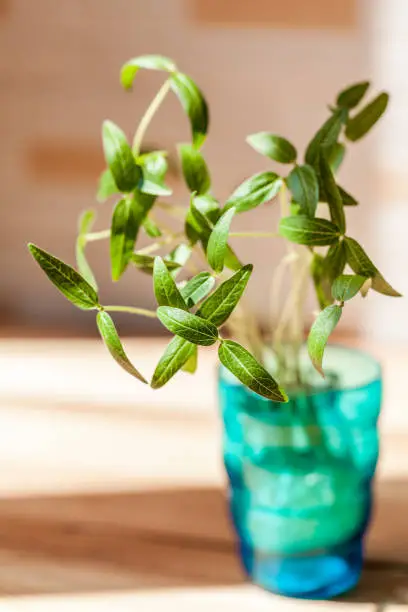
0, 337, 407, 611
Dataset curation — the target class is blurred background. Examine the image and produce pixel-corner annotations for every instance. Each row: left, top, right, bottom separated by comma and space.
0, 2, 408, 609
1, 0, 407, 340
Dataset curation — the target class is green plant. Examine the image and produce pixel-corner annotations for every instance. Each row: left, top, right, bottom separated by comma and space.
28, 55, 400, 401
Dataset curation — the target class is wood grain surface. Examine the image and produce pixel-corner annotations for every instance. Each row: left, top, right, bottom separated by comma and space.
0, 338, 407, 610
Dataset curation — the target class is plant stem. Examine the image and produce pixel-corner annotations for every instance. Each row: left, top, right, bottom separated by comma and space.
137, 232, 184, 255
103, 305, 157, 318
229, 231, 280, 238
132, 79, 172, 155
86, 229, 111, 242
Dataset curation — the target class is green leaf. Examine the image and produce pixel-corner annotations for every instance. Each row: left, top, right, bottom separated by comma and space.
326, 142, 346, 173
157, 306, 219, 346
97, 169, 119, 203
170, 72, 209, 148
279, 216, 340, 246
28, 243, 99, 310
344, 237, 401, 297
165, 243, 193, 278
336, 81, 370, 109
182, 345, 198, 374
180, 272, 215, 307
224, 245, 243, 272
120, 55, 177, 90
207, 207, 236, 273
153, 256, 187, 309
305, 108, 347, 166
325, 241, 347, 281
339, 185, 358, 206
197, 264, 253, 327
102, 121, 142, 193
218, 340, 287, 402
138, 151, 172, 197
246, 133, 297, 164
178, 143, 211, 194
308, 305, 343, 376
225, 172, 282, 213
332, 274, 367, 302
345, 92, 389, 142
76, 209, 98, 291
151, 335, 195, 389
310, 254, 334, 310
110, 197, 140, 281
142, 216, 162, 238
193, 194, 221, 224
286, 165, 319, 218
319, 153, 346, 233
96, 311, 147, 383
130, 253, 180, 275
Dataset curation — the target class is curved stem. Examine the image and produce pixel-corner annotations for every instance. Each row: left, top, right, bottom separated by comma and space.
132, 79, 172, 155
230, 231, 280, 238
86, 229, 111, 242
103, 305, 157, 319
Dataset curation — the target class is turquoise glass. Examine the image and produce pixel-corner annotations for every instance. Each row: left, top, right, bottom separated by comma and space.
218, 345, 382, 599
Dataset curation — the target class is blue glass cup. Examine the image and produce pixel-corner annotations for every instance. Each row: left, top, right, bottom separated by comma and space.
218, 345, 382, 600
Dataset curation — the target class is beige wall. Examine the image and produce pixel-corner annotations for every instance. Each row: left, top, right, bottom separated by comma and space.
2, 0, 402, 337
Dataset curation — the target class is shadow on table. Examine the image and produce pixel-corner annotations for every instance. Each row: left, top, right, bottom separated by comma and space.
0, 482, 406, 603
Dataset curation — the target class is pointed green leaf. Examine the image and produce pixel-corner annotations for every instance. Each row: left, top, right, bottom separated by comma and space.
28, 243, 99, 310
207, 207, 236, 273
326, 142, 346, 173
218, 340, 287, 402
180, 272, 215, 307
246, 132, 297, 164
319, 153, 345, 233
344, 237, 401, 297
339, 185, 358, 206
197, 264, 253, 327
142, 216, 162, 238
151, 335, 196, 389
76, 209, 98, 291
157, 307, 219, 346
97, 169, 119, 203
337, 81, 370, 109
130, 253, 180, 275
120, 55, 177, 90
102, 120, 142, 192
305, 108, 347, 166
225, 172, 282, 213
286, 165, 319, 218
138, 151, 172, 197
308, 305, 343, 376
310, 254, 334, 310
170, 72, 209, 148
96, 311, 147, 383
178, 143, 211, 194
345, 92, 389, 142
193, 194, 221, 224
325, 240, 347, 281
332, 274, 367, 302
185, 197, 212, 245
153, 256, 187, 309
279, 216, 340, 246
110, 197, 140, 281
224, 245, 242, 272
181, 345, 198, 374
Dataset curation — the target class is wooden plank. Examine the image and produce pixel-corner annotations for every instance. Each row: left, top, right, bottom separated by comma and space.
192, 0, 357, 29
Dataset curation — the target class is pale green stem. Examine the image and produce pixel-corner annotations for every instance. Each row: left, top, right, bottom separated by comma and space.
103, 305, 157, 319
132, 79, 172, 155
229, 231, 280, 238
137, 232, 184, 255
86, 229, 111, 242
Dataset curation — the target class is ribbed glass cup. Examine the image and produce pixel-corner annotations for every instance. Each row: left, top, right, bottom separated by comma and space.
218, 345, 382, 599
